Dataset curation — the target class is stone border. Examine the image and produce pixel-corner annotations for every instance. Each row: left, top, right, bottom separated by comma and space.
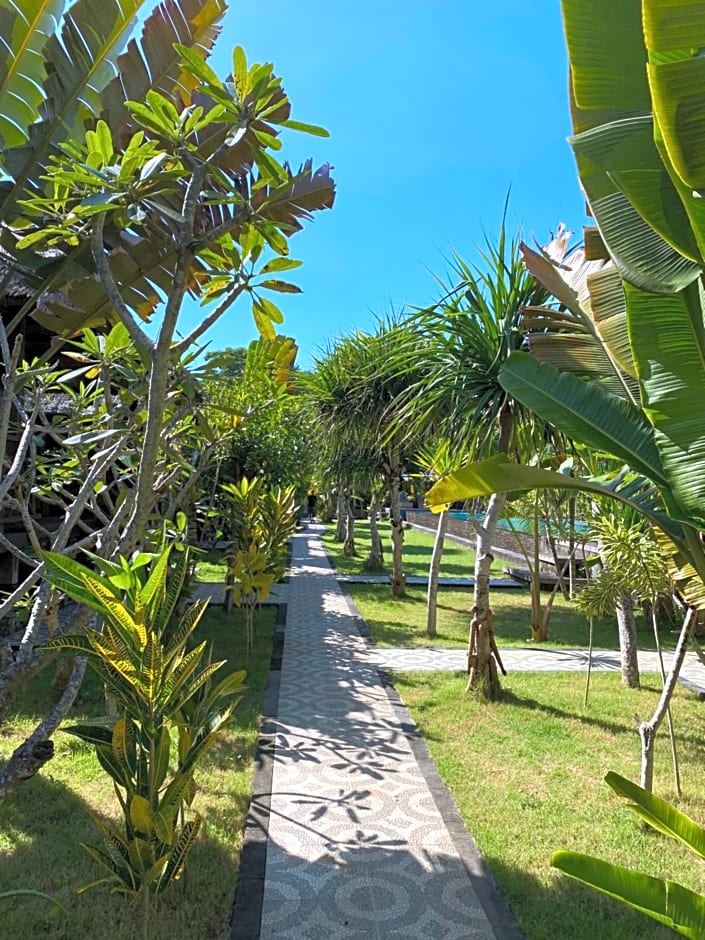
228, 601, 286, 940
340, 586, 526, 940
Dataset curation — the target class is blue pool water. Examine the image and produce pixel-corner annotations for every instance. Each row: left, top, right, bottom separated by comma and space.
448, 510, 589, 536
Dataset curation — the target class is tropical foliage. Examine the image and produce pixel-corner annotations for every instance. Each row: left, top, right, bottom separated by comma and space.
398, 223, 553, 698
41, 547, 246, 938
553, 772, 705, 939
221, 476, 297, 647
0, 0, 333, 798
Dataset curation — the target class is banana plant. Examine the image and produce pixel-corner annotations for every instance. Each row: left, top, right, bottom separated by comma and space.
552, 772, 705, 938
41, 546, 246, 939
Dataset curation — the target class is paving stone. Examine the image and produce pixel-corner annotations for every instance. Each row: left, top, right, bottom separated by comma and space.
237, 525, 514, 939
371, 646, 705, 693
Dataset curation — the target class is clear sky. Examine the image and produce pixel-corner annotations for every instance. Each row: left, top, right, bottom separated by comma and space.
176, 1, 587, 369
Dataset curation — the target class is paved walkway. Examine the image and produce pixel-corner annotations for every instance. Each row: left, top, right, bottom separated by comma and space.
229, 527, 705, 938
231, 525, 520, 939
371, 646, 705, 693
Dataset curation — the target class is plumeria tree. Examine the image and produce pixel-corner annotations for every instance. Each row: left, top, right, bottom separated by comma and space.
0, 0, 334, 798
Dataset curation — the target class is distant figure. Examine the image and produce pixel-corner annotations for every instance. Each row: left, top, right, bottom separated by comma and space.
307, 490, 317, 521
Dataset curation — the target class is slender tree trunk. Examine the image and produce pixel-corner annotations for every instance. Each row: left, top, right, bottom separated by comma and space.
364, 492, 384, 571
467, 408, 513, 699
568, 495, 577, 599
343, 496, 356, 556
530, 497, 543, 640
637, 608, 694, 792
467, 491, 506, 699
616, 591, 640, 688
427, 509, 448, 637
388, 454, 406, 597
50, 656, 76, 704
335, 491, 346, 542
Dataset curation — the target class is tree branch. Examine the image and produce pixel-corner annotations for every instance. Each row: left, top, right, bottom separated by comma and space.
173, 283, 248, 355
90, 216, 154, 358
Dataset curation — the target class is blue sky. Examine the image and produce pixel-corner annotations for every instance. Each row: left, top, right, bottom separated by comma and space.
176, 1, 587, 368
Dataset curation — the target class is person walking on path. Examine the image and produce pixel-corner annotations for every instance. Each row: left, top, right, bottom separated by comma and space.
306, 488, 317, 522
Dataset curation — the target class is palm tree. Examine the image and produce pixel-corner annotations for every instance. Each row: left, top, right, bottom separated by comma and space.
302, 321, 426, 595
395, 220, 552, 698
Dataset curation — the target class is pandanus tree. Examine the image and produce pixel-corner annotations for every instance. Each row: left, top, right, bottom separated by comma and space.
0, 0, 334, 798
394, 223, 552, 698
299, 340, 364, 552
303, 322, 424, 594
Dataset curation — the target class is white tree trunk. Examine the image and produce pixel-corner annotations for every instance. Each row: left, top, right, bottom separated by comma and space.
638, 608, 694, 792
427, 509, 448, 637
616, 592, 640, 688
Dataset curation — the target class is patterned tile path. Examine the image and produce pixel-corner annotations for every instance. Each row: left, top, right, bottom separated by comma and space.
370, 647, 705, 693
336, 574, 524, 588
231, 525, 520, 939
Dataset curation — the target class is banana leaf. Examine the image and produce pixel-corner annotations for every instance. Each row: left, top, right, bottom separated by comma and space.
1, 0, 147, 216
626, 280, 705, 530
552, 850, 705, 938
605, 772, 705, 860
0, 0, 64, 149
498, 352, 668, 490
424, 452, 683, 547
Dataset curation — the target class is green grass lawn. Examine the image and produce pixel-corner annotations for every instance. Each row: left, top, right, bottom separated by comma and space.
321, 520, 677, 651
344, 583, 675, 651
322, 518, 506, 578
194, 548, 228, 583
396, 670, 705, 940
0, 603, 274, 939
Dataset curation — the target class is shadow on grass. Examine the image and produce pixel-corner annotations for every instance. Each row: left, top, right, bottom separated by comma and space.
0, 753, 239, 939
486, 855, 676, 940
395, 672, 705, 748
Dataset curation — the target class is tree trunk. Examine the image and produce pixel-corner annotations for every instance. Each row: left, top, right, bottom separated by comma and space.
616, 591, 640, 688
427, 509, 448, 637
50, 655, 76, 704
467, 409, 514, 700
0, 658, 86, 804
637, 608, 694, 792
467, 490, 506, 700
529, 497, 543, 640
568, 495, 577, 600
364, 493, 384, 571
388, 455, 406, 597
335, 492, 346, 542
343, 496, 356, 556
